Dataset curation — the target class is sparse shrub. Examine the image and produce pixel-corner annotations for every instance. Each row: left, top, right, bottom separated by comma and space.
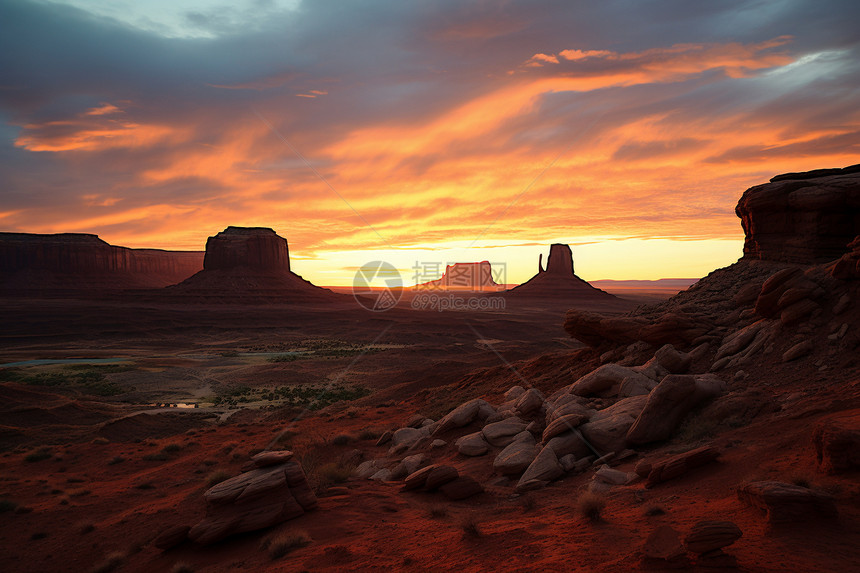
31, 532, 48, 540
171, 563, 194, 573
143, 452, 168, 462
67, 477, 86, 483
0, 499, 18, 513
93, 437, 110, 445
221, 442, 238, 454
644, 504, 666, 516
91, 551, 125, 573
25, 448, 52, 463
68, 488, 91, 497
264, 529, 311, 559
135, 482, 155, 490
356, 428, 380, 441
461, 518, 482, 539
108, 456, 125, 465
202, 459, 217, 466
206, 470, 232, 487
79, 522, 95, 534
161, 444, 182, 454
428, 505, 448, 519
577, 491, 607, 522
318, 461, 352, 483
331, 434, 352, 446
521, 496, 537, 512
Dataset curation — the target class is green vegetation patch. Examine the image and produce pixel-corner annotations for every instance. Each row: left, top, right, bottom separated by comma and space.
212, 383, 371, 410
0, 365, 133, 396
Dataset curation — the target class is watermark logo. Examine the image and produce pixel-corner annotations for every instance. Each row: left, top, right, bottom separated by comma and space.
411, 293, 506, 312
352, 261, 403, 311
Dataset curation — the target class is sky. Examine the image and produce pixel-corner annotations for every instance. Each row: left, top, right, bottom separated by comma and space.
2, 0, 860, 286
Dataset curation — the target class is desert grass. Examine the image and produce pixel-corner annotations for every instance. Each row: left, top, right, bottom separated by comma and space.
577, 491, 607, 522
460, 517, 482, 539
262, 529, 311, 559
90, 552, 125, 573
24, 448, 52, 463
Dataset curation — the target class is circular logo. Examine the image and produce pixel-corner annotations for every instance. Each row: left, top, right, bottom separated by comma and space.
352, 261, 403, 311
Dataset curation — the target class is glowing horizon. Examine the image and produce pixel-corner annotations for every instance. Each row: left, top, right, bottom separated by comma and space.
2, 1, 859, 287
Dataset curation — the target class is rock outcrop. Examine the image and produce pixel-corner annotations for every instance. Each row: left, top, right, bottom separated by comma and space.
812, 410, 860, 474
203, 226, 290, 272
502, 244, 632, 310
736, 165, 860, 263
0, 232, 203, 292
188, 453, 316, 545
167, 227, 341, 302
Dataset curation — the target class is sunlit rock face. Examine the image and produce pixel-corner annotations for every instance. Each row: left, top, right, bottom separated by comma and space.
0, 232, 203, 290
202, 227, 290, 272
735, 164, 860, 264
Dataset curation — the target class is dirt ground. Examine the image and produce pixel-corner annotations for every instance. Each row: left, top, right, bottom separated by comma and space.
0, 287, 858, 572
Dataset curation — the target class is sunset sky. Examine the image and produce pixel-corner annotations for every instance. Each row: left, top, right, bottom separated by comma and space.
2, 1, 860, 286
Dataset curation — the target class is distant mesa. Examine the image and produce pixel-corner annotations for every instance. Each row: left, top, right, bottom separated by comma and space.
204, 226, 290, 272
737, 163, 860, 264
502, 244, 631, 310
167, 226, 341, 303
0, 232, 203, 294
413, 261, 504, 292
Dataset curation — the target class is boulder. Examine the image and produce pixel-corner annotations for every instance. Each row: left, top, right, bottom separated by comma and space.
570, 364, 652, 397
594, 465, 631, 485
439, 476, 483, 500
389, 427, 429, 451
375, 430, 393, 447
559, 454, 577, 472
504, 385, 527, 401
514, 388, 544, 416
402, 465, 438, 491
430, 439, 447, 449
646, 446, 720, 487
424, 465, 460, 491
391, 453, 427, 479
564, 309, 709, 348
579, 395, 649, 454
493, 432, 538, 475
516, 446, 563, 491
545, 398, 592, 424
545, 430, 592, 459
626, 374, 727, 445
370, 468, 393, 481
832, 235, 860, 279
455, 432, 490, 456
154, 525, 190, 551
812, 411, 860, 473
684, 521, 742, 554
433, 399, 494, 435
542, 413, 589, 442
782, 340, 814, 362
249, 450, 293, 468
654, 344, 692, 374
354, 460, 382, 479
737, 481, 837, 525
188, 460, 316, 545
482, 417, 528, 447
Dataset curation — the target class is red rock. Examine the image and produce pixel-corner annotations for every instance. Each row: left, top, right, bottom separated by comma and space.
627, 374, 726, 445
203, 226, 289, 271
402, 464, 438, 491
0, 232, 203, 292
424, 465, 459, 491
250, 450, 293, 468
412, 261, 503, 292
439, 476, 484, 500
189, 461, 316, 545
646, 446, 720, 487
564, 309, 709, 348
683, 521, 742, 554
812, 410, 860, 474
153, 525, 190, 550
832, 235, 860, 279
542, 413, 589, 442
737, 481, 837, 526
736, 167, 860, 263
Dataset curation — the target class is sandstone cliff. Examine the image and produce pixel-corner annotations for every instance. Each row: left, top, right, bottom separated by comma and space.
736, 164, 860, 263
413, 261, 504, 291
0, 232, 203, 292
